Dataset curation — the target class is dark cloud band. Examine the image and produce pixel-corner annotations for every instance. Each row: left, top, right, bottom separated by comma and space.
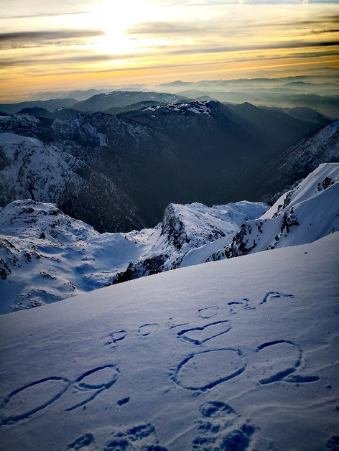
0, 30, 104, 49
166, 40, 339, 55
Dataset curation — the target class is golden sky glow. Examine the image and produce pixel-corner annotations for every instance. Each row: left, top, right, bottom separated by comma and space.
0, 0, 338, 101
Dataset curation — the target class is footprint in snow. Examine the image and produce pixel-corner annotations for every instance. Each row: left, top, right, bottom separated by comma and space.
68, 424, 168, 451
199, 400, 238, 420
326, 435, 339, 450
67, 433, 96, 450
193, 400, 256, 450
104, 423, 168, 450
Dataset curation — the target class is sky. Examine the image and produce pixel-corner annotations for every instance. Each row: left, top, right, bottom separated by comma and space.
0, 0, 338, 101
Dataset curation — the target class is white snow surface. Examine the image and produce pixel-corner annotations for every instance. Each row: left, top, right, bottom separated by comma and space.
262, 163, 339, 219
218, 163, 339, 259
0, 199, 267, 313
0, 132, 82, 204
277, 120, 339, 174
0, 233, 338, 450
145, 101, 212, 115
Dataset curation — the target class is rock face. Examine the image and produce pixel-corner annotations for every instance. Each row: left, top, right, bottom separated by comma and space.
208, 163, 339, 261
115, 201, 267, 282
0, 199, 267, 313
257, 120, 339, 201
277, 120, 339, 176
0, 98, 329, 231
161, 203, 228, 250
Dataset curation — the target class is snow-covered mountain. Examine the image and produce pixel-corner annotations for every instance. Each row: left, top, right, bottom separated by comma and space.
0, 132, 82, 205
278, 119, 339, 174
0, 232, 338, 450
1, 163, 338, 313
72, 90, 187, 112
211, 163, 339, 260
258, 120, 339, 200
0, 100, 329, 231
0, 199, 267, 313
0, 130, 143, 232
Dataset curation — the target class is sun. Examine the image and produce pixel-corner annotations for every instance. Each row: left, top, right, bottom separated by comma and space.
90, 0, 156, 55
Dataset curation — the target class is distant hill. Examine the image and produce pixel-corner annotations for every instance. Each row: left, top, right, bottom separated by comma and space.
0, 98, 77, 114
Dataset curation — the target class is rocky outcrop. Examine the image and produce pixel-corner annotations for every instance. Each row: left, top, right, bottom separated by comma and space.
213, 164, 339, 260
0, 198, 267, 312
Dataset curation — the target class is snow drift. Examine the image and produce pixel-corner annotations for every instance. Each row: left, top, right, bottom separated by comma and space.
0, 232, 338, 450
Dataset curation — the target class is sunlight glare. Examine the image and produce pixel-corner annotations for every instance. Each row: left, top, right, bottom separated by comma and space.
91, 0, 156, 55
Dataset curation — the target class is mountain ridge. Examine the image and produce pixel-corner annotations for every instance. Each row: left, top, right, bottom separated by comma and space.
0, 99, 334, 233
1, 163, 338, 313
0, 198, 266, 313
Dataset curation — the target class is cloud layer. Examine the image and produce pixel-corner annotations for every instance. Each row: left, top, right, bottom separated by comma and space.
0, 0, 338, 100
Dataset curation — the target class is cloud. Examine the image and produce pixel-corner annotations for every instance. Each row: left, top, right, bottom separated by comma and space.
0, 30, 104, 49
4, 11, 90, 20
0, 53, 132, 68
164, 39, 339, 55
2, 0, 95, 18
310, 28, 339, 34
129, 22, 205, 35
182, 0, 339, 3
128, 13, 339, 39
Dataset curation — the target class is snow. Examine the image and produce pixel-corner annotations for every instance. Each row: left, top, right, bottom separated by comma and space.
262, 163, 339, 219
0, 132, 38, 145
0, 199, 267, 313
145, 101, 212, 115
0, 132, 82, 205
277, 120, 339, 176
220, 163, 339, 259
1, 163, 338, 314
0, 200, 142, 313
0, 232, 338, 450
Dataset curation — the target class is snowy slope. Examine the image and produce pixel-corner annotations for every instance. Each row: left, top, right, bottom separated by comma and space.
144, 100, 212, 115
257, 120, 339, 200
0, 233, 338, 450
0, 132, 83, 205
118, 202, 267, 281
211, 163, 339, 260
276, 120, 339, 177
0, 200, 266, 313
0, 130, 143, 233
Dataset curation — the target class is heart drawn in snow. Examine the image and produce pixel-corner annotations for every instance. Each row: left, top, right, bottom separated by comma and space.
177, 320, 231, 345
